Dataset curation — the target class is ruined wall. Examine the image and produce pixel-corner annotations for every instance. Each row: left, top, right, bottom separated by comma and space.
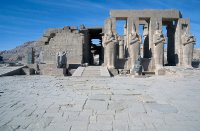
41, 27, 85, 65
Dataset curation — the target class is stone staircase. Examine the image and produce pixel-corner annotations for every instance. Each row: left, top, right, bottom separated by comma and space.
72, 66, 110, 77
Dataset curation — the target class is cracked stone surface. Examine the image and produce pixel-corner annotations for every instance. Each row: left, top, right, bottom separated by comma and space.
0, 68, 200, 131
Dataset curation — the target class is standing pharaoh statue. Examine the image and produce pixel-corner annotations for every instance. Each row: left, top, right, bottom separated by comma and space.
153, 22, 166, 69
129, 23, 141, 71
181, 26, 196, 67
102, 19, 118, 69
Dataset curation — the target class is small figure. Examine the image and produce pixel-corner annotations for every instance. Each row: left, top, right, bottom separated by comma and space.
56, 51, 67, 68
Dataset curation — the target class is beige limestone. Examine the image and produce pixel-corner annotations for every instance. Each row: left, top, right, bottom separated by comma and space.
181, 27, 196, 67
26, 10, 196, 76
128, 22, 141, 70
153, 23, 166, 69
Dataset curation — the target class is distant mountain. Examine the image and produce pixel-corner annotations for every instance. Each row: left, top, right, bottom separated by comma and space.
0, 41, 35, 63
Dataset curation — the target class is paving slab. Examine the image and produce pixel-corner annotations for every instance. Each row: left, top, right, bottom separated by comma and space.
0, 68, 200, 131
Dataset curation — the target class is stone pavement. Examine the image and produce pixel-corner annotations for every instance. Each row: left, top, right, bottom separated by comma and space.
0, 69, 200, 131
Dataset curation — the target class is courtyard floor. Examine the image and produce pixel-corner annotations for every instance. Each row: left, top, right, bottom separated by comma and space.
0, 68, 200, 131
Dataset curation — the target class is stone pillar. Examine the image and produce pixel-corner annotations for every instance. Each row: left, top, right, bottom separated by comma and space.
119, 39, 124, 59
153, 33, 165, 69
175, 19, 181, 66
181, 23, 196, 67
127, 17, 140, 69
167, 22, 175, 65
102, 18, 118, 69
175, 18, 195, 67
106, 41, 117, 69
150, 18, 164, 70
143, 24, 149, 58
123, 22, 128, 58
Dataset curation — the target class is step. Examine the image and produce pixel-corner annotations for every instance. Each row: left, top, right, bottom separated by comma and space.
142, 71, 155, 75
72, 67, 85, 76
72, 66, 110, 77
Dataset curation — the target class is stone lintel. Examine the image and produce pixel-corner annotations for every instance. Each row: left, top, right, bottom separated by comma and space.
110, 10, 181, 19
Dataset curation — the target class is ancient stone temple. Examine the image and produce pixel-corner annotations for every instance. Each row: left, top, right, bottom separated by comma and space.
28, 10, 196, 76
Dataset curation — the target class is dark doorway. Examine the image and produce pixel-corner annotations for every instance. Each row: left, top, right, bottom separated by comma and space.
163, 20, 176, 66
88, 28, 103, 65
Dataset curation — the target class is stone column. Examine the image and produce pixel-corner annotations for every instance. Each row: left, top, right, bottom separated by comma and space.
127, 17, 140, 69
150, 18, 164, 70
123, 22, 128, 58
167, 22, 175, 65
175, 18, 195, 67
181, 25, 196, 67
119, 39, 124, 59
143, 24, 149, 58
153, 33, 165, 69
106, 40, 117, 69
102, 18, 118, 69
175, 19, 181, 66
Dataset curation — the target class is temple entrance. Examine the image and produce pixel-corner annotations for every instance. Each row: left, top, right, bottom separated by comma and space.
88, 28, 103, 65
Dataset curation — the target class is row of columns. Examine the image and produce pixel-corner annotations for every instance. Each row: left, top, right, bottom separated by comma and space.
102, 17, 195, 72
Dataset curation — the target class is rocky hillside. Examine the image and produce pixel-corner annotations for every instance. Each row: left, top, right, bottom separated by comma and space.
0, 41, 35, 63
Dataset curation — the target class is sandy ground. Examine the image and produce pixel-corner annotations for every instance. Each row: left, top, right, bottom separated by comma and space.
0, 67, 200, 131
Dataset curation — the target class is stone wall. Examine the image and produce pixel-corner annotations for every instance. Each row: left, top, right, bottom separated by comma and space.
41, 27, 85, 65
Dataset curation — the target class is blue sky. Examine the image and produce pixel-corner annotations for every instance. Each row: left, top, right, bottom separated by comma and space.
0, 0, 199, 51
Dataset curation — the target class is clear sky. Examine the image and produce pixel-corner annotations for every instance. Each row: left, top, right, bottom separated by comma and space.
0, 0, 199, 51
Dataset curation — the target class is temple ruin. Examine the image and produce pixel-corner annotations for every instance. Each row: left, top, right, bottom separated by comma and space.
27, 10, 196, 76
